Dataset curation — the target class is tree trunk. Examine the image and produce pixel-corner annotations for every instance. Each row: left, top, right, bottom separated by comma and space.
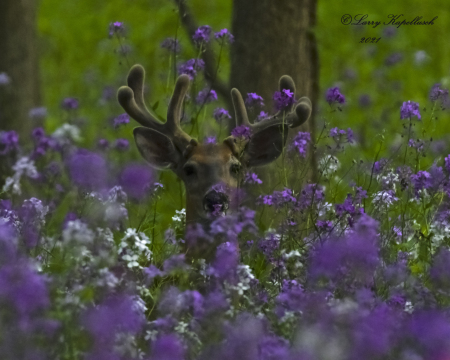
230, 0, 319, 182
0, 0, 41, 137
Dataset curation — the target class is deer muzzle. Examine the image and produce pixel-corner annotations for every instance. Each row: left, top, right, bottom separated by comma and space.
203, 191, 229, 216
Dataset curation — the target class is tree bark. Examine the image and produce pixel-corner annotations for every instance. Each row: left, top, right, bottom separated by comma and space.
0, 0, 41, 136
230, 0, 319, 182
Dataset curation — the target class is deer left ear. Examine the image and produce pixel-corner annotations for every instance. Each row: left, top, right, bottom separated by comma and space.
133, 127, 181, 169
242, 124, 289, 167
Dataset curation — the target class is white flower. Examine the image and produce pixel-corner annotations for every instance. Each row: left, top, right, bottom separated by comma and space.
97, 268, 119, 288
318, 201, 333, 216
22, 198, 48, 224
119, 228, 152, 268
372, 190, 398, 207
377, 171, 399, 191
319, 155, 340, 176
52, 123, 81, 142
2, 157, 39, 195
63, 220, 94, 244
172, 208, 186, 222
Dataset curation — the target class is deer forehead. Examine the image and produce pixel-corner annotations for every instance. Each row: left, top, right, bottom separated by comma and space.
187, 143, 238, 166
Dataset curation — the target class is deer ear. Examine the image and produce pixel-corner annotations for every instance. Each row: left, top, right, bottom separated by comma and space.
133, 127, 180, 169
242, 124, 289, 167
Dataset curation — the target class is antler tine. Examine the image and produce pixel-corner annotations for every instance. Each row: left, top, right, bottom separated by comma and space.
279, 75, 296, 113
117, 86, 161, 129
231, 88, 250, 127
118, 65, 193, 149
166, 74, 192, 149
167, 75, 190, 132
247, 76, 312, 133
117, 65, 162, 130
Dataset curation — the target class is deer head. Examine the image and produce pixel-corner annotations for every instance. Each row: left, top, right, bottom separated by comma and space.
118, 64, 312, 227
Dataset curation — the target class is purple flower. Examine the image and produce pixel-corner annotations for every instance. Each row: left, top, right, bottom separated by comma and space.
0, 72, 11, 85
411, 170, 432, 192
256, 111, 270, 122
178, 59, 205, 80
325, 86, 345, 105
273, 89, 295, 111
385, 52, 403, 66
0, 130, 19, 155
329, 127, 339, 138
244, 172, 263, 185
143, 265, 163, 284
150, 334, 185, 360
113, 113, 129, 128
204, 136, 217, 144
83, 295, 144, 345
309, 216, 379, 288
430, 249, 450, 288
108, 21, 125, 38
160, 37, 181, 53
28, 107, 47, 120
68, 149, 108, 191
290, 131, 310, 157
429, 83, 449, 102
119, 164, 154, 200
114, 138, 129, 151
316, 221, 333, 235
359, 94, 372, 107
97, 138, 109, 150
196, 88, 217, 104
245, 93, 264, 108
208, 242, 239, 280
163, 254, 189, 273
193, 25, 212, 45
408, 139, 424, 152
347, 128, 354, 143
61, 97, 79, 110
214, 28, 234, 44
32, 127, 47, 140
258, 195, 273, 206
0, 262, 49, 316
231, 125, 251, 140
213, 107, 231, 122
445, 155, 450, 173
297, 183, 324, 210
400, 100, 421, 120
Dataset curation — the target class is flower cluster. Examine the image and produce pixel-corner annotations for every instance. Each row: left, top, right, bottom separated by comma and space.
329, 127, 354, 143
178, 58, 205, 80
193, 25, 212, 45
326, 86, 345, 105
160, 37, 181, 53
245, 92, 264, 108
400, 100, 421, 120
231, 125, 251, 140
273, 89, 295, 111
196, 88, 217, 104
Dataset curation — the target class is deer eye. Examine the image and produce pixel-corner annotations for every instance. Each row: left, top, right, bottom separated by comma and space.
230, 163, 241, 175
183, 164, 197, 177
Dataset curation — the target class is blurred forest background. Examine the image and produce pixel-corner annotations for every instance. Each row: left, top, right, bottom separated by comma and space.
1, 0, 449, 237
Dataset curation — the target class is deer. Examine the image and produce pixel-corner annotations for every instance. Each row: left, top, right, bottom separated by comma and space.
118, 64, 312, 257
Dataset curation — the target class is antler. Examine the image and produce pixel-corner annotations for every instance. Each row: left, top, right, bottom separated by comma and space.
231, 75, 312, 133
117, 64, 192, 151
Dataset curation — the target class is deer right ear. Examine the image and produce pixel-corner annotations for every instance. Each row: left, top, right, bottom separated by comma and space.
133, 127, 181, 169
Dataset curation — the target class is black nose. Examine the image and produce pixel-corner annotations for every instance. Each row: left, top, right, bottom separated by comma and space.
203, 191, 229, 213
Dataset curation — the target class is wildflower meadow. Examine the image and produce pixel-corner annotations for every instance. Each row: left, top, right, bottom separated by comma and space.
1, 1, 450, 359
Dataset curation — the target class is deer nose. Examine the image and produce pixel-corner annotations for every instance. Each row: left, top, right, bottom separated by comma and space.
203, 191, 229, 213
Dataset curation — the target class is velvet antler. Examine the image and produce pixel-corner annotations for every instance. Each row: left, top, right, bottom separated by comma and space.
231, 75, 312, 133
117, 64, 192, 151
